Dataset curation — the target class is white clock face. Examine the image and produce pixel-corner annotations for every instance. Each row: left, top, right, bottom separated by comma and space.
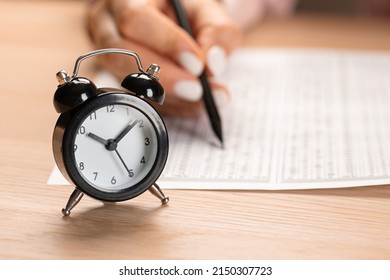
73, 104, 158, 192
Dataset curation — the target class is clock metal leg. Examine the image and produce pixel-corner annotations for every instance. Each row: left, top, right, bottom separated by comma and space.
148, 183, 169, 205
62, 189, 84, 216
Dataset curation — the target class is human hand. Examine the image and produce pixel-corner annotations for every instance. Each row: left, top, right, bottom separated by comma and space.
86, 0, 242, 117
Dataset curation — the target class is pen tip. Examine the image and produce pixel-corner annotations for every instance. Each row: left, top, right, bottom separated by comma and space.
217, 134, 224, 149
213, 126, 223, 149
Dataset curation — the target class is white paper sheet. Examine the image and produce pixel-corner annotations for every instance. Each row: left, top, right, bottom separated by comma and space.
48, 48, 390, 190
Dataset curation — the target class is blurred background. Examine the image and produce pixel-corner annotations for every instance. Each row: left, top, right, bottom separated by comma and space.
298, 0, 390, 16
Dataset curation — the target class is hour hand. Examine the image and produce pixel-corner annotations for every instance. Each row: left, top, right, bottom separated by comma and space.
87, 132, 108, 145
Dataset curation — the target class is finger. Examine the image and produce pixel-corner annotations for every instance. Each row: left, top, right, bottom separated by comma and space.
87, 1, 141, 76
181, 0, 242, 76
87, 4, 205, 104
108, 0, 205, 76
156, 95, 203, 118
87, 0, 121, 47
182, 0, 241, 52
86, 0, 230, 117
157, 79, 229, 118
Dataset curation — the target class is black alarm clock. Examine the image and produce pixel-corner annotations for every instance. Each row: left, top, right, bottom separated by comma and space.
52, 49, 169, 216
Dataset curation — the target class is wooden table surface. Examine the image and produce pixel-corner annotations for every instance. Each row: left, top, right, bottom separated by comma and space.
1, 1, 390, 259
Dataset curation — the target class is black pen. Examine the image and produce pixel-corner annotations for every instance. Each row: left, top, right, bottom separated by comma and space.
170, 0, 224, 146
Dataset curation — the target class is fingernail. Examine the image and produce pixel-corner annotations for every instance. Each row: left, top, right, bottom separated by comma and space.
207, 46, 227, 76
213, 89, 230, 108
173, 80, 203, 102
178, 51, 204, 76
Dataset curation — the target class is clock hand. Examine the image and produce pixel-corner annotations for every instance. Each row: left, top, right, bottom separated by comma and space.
87, 121, 137, 177
87, 120, 138, 148
87, 131, 133, 177
87, 132, 109, 145
114, 149, 134, 177
114, 119, 139, 144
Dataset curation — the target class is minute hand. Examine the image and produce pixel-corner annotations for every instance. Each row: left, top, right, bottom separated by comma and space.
114, 120, 139, 143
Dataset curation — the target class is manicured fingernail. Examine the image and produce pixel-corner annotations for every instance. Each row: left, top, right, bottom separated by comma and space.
173, 80, 203, 102
213, 89, 230, 108
207, 46, 227, 76
178, 51, 204, 76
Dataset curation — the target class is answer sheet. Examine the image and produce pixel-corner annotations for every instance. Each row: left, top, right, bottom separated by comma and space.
48, 49, 390, 190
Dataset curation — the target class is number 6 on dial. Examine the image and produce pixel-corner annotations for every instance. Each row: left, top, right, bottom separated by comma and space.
52, 49, 169, 216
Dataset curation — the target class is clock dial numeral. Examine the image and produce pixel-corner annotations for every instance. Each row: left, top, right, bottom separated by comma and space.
106, 105, 115, 113
93, 172, 98, 181
111, 176, 117, 185
78, 126, 86, 135
89, 111, 97, 120
140, 156, 145, 164
129, 169, 134, 178
138, 119, 144, 128
79, 162, 85, 170
145, 137, 150, 146
74, 144, 78, 152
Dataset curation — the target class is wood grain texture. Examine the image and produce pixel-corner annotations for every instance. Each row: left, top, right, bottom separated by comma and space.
0, 1, 389, 260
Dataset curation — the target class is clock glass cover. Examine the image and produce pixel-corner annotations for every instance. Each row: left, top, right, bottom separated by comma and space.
73, 103, 159, 192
